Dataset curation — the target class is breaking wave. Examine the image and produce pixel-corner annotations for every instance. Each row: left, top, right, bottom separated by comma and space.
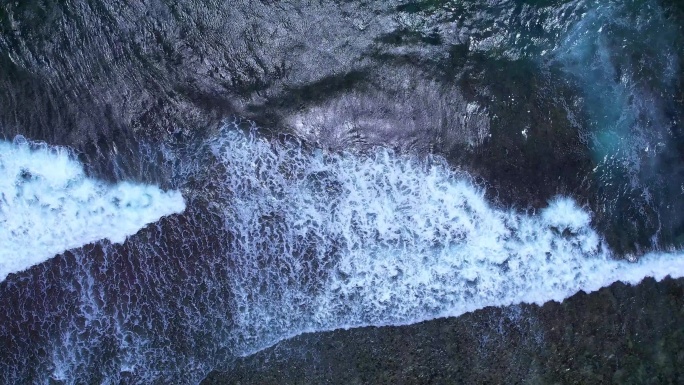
2, 124, 683, 384
0, 136, 185, 282
205, 127, 684, 355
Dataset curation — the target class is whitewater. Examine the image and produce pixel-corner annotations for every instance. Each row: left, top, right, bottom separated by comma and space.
204, 127, 684, 355
0, 136, 185, 282
2, 125, 684, 384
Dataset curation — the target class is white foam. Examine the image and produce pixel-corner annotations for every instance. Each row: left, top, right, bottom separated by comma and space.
202, 128, 684, 356
13, 127, 683, 384
0, 136, 185, 282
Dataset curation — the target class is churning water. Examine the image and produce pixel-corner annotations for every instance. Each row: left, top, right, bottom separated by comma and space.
1, 124, 683, 384
0, 137, 185, 282
1, 0, 683, 383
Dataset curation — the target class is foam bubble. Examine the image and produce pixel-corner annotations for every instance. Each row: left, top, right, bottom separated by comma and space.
0, 137, 186, 282
541, 197, 592, 232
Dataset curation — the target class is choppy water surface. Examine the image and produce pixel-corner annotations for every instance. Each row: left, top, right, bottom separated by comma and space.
1, 0, 683, 384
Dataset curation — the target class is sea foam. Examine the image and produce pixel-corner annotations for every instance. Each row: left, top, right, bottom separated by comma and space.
0, 136, 185, 282
201, 128, 684, 356
3, 127, 684, 385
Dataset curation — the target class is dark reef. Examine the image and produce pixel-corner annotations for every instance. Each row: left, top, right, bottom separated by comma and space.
203, 277, 684, 385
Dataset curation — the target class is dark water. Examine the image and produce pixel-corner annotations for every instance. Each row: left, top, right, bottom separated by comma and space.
1, 0, 683, 384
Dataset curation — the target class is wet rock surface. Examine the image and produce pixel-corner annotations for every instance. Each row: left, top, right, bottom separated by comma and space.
202, 276, 684, 385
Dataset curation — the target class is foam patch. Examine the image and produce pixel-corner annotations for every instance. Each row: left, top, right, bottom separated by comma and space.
0, 136, 185, 281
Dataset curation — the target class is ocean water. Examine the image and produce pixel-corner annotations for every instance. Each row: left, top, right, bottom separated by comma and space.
2, 124, 683, 384
1, 0, 683, 384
